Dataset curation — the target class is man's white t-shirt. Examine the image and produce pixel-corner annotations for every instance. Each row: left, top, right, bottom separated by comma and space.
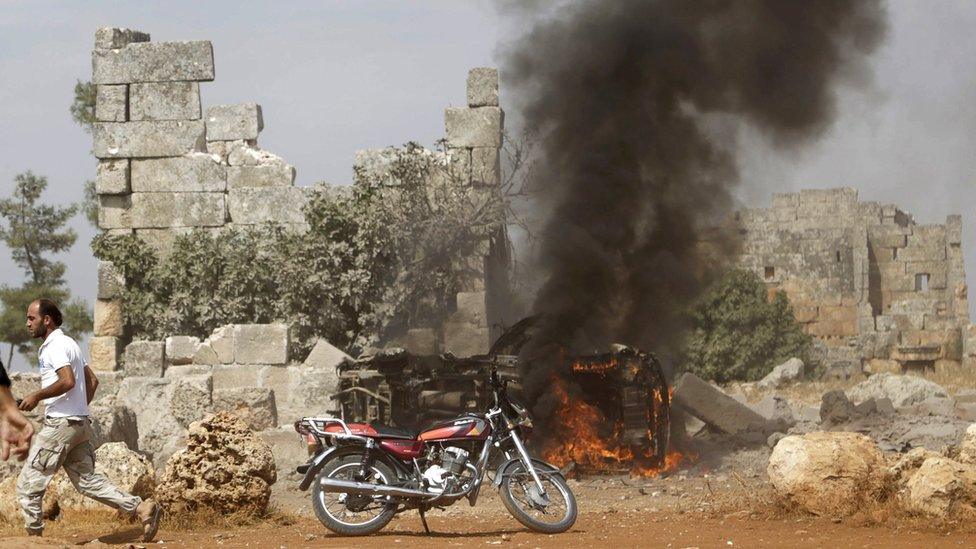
38, 328, 89, 417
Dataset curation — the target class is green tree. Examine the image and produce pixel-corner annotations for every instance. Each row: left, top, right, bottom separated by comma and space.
70, 80, 96, 132
682, 269, 811, 383
0, 172, 92, 364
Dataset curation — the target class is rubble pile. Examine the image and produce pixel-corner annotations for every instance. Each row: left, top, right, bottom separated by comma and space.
155, 412, 277, 514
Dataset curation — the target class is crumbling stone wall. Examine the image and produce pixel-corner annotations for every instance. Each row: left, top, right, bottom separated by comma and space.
89, 27, 506, 372
737, 188, 969, 375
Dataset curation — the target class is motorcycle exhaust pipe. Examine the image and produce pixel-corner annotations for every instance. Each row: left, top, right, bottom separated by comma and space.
318, 477, 435, 499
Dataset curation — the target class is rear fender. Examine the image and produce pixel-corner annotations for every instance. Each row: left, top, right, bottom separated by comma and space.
297, 444, 412, 491
492, 457, 564, 487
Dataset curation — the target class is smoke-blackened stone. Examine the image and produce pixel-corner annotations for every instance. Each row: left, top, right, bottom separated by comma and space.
95, 159, 130, 195
445, 107, 503, 148
94, 27, 150, 50
227, 164, 295, 188
233, 324, 289, 365
124, 340, 166, 377
206, 103, 264, 141
95, 85, 127, 122
92, 41, 214, 84
227, 187, 306, 225
129, 192, 225, 228
94, 120, 205, 158
131, 154, 226, 192
467, 67, 499, 107
129, 81, 201, 120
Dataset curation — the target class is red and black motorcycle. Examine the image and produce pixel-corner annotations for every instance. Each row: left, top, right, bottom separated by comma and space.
294, 368, 577, 536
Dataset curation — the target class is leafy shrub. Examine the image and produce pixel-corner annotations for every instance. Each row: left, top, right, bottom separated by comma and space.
682, 269, 810, 383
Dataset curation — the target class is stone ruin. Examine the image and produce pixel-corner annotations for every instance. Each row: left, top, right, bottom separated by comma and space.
81, 27, 509, 467
735, 188, 971, 377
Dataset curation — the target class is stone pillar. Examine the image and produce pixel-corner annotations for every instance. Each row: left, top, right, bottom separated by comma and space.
441, 68, 505, 356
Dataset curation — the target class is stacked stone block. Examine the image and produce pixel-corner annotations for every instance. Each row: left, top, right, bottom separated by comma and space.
736, 187, 969, 375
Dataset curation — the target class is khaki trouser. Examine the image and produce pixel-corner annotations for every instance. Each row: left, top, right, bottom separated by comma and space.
17, 416, 142, 533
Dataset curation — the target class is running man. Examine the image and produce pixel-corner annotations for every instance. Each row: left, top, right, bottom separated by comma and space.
16, 298, 162, 540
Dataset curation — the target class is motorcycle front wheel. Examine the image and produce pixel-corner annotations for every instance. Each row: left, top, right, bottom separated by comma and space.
499, 462, 577, 534
312, 455, 398, 536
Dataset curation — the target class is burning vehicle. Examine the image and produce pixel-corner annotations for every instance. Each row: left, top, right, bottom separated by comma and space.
329, 317, 675, 476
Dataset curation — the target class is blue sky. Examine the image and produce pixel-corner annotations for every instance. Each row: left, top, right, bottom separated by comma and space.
2, 1, 976, 367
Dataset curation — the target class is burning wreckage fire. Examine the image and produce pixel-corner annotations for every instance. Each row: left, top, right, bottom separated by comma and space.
330, 319, 687, 477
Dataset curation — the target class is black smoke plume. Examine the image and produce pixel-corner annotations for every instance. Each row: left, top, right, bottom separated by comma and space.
503, 1, 887, 423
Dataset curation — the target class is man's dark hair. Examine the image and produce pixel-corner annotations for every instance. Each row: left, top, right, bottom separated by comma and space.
36, 298, 63, 327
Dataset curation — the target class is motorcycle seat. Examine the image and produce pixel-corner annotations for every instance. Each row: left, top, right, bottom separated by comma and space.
369, 424, 419, 439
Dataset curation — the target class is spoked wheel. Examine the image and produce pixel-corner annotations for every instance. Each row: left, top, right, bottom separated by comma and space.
499, 462, 577, 534
312, 455, 397, 536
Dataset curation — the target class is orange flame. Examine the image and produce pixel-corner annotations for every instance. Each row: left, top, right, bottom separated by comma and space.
542, 366, 688, 477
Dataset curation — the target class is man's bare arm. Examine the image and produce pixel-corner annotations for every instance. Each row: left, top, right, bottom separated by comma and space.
84, 365, 99, 404
19, 366, 75, 411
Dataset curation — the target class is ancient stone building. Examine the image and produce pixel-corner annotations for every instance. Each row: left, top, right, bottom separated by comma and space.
82, 27, 508, 465
736, 187, 968, 375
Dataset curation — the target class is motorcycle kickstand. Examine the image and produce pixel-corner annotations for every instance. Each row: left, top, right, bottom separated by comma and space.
418, 505, 431, 535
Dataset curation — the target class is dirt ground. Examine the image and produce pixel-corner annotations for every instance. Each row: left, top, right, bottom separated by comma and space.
2, 476, 975, 548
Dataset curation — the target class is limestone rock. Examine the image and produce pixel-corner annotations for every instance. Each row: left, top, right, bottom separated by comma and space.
768, 431, 889, 516
97, 261, 124, 300
0, 476, 58, 524
204, 325, 235, 364
95, 84, 127, 122
889, 446, 941, 489
904, 457, 976, 516
165, 335, 201, 365
131, 154, 225, 192
93, 120, 206, 159
192, 342, 219, 365
90, 370, 125, 405
213, 387, 277, 431
672, 373, 770, 436
117, 376, 184, 462
94, 27, 150, 50
227, 164, 295, 188
97, 195, 130, 229
129, 81, 201, 121
89, 399, 139, 451
92, 40, 215, 84
129, 192, 225, 228
233, 324, 289, 365
227, 187, 306, 225
124, 340, 166, 377
93, 299, 124, 337
206, 103, 264, 141
95, 159, 130, 195
847, 373, 950, 408
303, 339, 352, 371
155, 412, 277, 513
89, 336, 122, 371
445, 106, 503, 148
958, 423, 976, 465
443, 322, 490, 357
169, 374, 213, 428
228, 144, 287, 167
467, 67, 499, 107
820, 389, 856, 425
758, 358, 804, 389
51, 442, 155, 511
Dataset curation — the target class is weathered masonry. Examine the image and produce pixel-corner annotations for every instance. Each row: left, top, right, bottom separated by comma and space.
90, 27, 506, 371
736, 188, 969, 375
86, 27, 508, 466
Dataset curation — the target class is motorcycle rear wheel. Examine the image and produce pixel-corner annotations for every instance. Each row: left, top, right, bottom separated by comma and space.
499, 462, 577, 534
312, 455, 398, 536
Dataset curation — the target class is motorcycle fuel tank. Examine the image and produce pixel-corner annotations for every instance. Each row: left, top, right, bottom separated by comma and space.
419, 416, 490, 441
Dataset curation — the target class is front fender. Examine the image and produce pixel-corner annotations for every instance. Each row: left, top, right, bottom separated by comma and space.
492, 457, 565, 487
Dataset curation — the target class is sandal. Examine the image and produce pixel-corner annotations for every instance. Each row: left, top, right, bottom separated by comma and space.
141, 500, 163, 542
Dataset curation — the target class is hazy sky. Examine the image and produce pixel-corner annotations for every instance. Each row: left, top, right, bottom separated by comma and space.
1, 1, 975, 367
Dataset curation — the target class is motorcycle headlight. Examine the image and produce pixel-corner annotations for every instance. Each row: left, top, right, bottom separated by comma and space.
509, 400, 533, 428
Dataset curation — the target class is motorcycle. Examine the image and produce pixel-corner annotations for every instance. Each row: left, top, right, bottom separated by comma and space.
293, 368, 577, 536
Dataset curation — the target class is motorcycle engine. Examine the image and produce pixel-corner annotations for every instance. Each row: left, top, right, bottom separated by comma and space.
423, 447, 470, 493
